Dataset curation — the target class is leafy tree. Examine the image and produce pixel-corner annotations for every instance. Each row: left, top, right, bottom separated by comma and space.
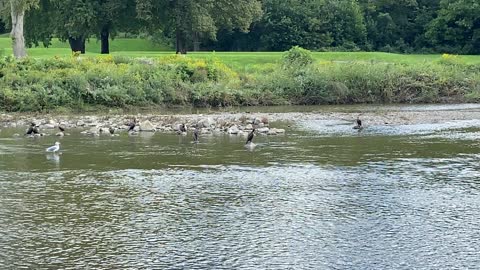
24, 0, 56, 48
43, 0, 97, 53
324, 0, 366, 49
0, 18, 5, 33
359, 0, 420, 51
426, 0, 480, 54
137, 0, 262, 53
24, 0, 138, 54
95, 0, 139, 54
411, 0, 440, 51
259, 0, 332, 51
0, 0, 39, 58
259, 0, 366, 51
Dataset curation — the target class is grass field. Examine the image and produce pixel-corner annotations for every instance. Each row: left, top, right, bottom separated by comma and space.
1, 37, 480, 73
0, 37, 172, 56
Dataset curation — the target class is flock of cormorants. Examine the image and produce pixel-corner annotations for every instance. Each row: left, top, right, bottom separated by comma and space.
30, 116, 363, 153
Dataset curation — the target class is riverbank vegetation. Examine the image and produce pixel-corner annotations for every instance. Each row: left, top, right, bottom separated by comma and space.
1, 47, 479, 112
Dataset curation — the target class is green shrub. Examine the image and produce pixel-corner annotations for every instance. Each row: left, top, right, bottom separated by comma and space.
282, 46, 314, 68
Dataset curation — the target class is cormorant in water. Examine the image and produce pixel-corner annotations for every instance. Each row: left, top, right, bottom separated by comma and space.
109, 127, 115, 135
58, 126, 65, 132
193, 128, 199, 143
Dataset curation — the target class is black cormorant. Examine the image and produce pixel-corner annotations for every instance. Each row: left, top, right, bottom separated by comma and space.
353, 117, 363, 130
26, 123, 39, 135
193, 128, 199, 143
180, 124, 187, 133
127, 118, 137, 132
246, 129, 255, 144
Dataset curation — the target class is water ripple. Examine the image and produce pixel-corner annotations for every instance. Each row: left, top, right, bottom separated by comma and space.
1, 159, 479, 269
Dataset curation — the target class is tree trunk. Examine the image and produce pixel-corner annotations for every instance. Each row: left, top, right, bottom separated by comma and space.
68, 37, 86, 54
100, 26, 110, 54
10, 1, 27, 59
193, 32, 200, 52
176, 29, 187, 54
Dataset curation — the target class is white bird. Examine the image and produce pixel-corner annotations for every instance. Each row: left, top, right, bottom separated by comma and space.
46, 142, 61, 152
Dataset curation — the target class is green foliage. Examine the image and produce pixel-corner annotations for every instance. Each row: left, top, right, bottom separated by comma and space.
210, 0, 477, 55
10, 0, 480, 54
425, 0, 480, 54
0, 55, 243, 111
282, 46, 313, 68
256, 57, 478, 105
136, 0, 262, 53
0, 50, 478, 112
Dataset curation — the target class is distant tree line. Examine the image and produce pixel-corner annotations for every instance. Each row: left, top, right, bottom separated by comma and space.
0, 0, 479, 58
210, 0, 480, 54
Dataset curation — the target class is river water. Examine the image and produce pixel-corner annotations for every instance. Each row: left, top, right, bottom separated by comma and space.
1, 106, 479, 269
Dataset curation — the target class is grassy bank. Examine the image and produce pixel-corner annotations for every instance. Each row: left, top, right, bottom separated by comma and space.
0, 46, 479, 112
2, 37, 480, 70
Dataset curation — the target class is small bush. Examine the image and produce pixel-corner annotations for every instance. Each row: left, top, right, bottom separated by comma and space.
282, 46, 314, 68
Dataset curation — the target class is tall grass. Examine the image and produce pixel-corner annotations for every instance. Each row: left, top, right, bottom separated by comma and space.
0, 49, 479, 112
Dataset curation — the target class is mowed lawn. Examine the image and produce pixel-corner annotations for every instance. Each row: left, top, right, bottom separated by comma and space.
1, 37, 480, 72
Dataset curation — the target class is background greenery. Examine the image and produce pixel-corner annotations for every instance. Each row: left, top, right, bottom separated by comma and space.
0, 47, 478, 112
2, 0, 479, 54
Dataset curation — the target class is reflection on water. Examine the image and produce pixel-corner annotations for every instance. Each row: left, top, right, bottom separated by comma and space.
0, 117, 480, 269
45, 153, 61, 167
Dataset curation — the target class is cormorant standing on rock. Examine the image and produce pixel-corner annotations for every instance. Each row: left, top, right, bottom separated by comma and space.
353, 117, 363, 130
26, 123, 39, 135
56, 125, 66, 137
180, 124, 187, 133
127, 118, 137, 132
178, 123, 187, 135
245, 129, 257, 150
246, 129, 255, 144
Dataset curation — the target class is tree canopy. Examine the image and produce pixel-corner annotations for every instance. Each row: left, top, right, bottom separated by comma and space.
1, 0, 478, 54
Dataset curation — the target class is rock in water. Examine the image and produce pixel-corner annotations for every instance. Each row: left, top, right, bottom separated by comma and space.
267, 129, 277, 135
139, 120, 156, 132
199, 117, 215, 128
257, 127, 270, 133
81, 126, 99, 136
244, 142, 256, 150
228, 126, 240, 134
